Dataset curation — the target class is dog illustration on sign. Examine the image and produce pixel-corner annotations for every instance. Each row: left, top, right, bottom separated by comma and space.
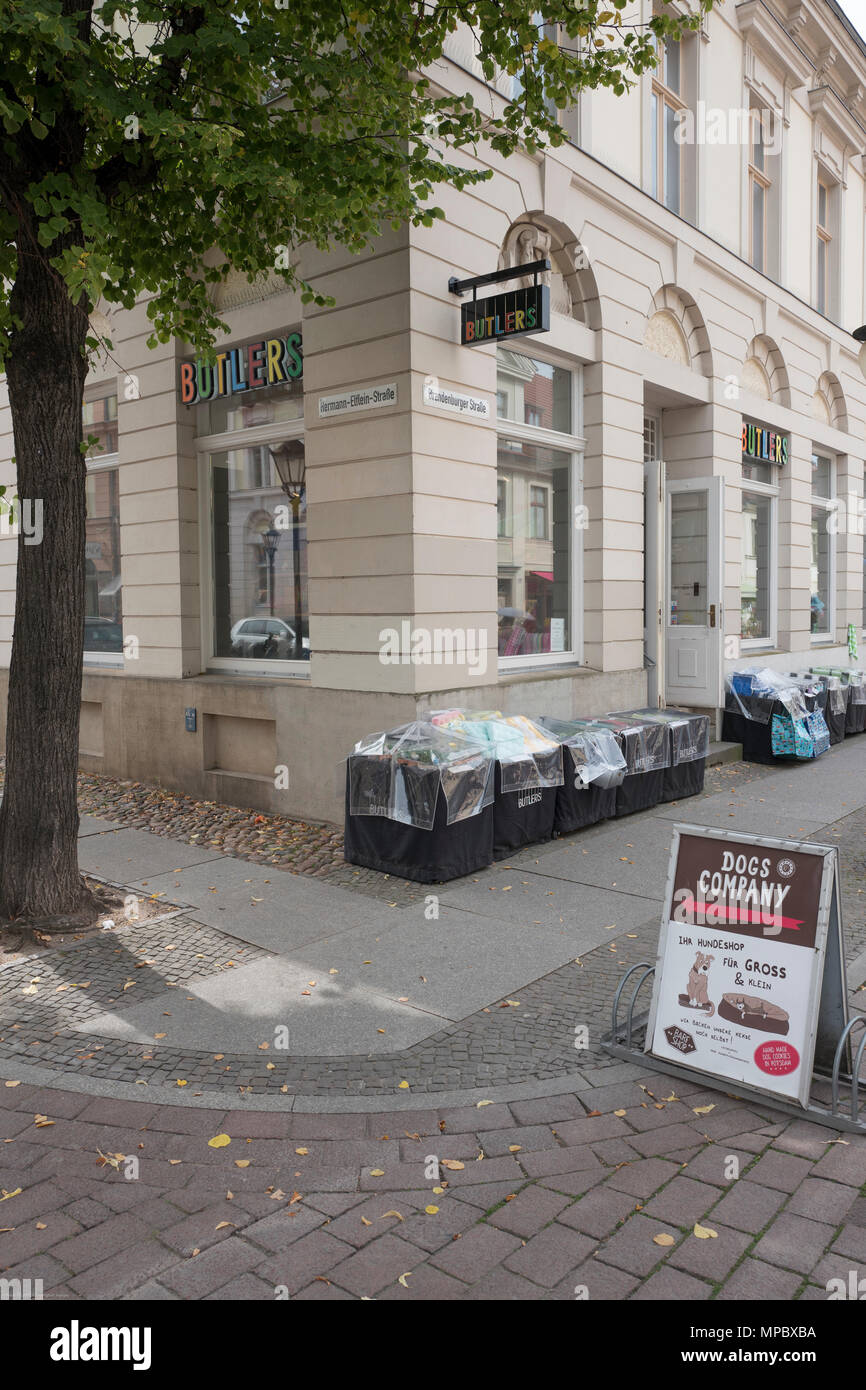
678, 951, 716, 1016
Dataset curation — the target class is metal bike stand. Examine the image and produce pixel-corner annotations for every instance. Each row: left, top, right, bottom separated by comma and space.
603, 961, 866, 1136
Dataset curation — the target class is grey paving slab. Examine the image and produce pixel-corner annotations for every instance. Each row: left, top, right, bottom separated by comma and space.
128, 858, 390, 950
77, 815, 124, 838
653, 792, 828, 837
290, 900, 637, 1020
74, 955, 448, 1055
436, 867, 662, 934
516, 818, 679, 897
77, 827, 227, 880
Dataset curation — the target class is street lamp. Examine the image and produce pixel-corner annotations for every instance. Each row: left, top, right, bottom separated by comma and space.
852, 324, 866, 378
261, 527, 281, 619
269, 440, 306, 660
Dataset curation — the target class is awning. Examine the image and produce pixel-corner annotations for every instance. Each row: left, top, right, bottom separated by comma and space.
529, 570, 554, 582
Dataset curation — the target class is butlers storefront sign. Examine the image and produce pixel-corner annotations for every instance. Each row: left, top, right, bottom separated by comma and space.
742, 420, 788, 466
178, 332, 303, 404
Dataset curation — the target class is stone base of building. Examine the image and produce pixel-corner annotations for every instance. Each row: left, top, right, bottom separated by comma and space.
0, 665, 649, 825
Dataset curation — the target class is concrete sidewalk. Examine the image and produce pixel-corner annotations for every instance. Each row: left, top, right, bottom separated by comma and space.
69, 745, 866, 1067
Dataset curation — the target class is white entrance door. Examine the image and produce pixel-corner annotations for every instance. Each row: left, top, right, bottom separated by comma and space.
665, 475, 723, 708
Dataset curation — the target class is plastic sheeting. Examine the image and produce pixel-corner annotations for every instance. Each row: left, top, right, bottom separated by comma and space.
534, 717, 627, 790
725, 668, 809, 724
611, 708, 711, 765
348, 721, 495, 830
428, 712, 564, 794
581, 716, 670, 774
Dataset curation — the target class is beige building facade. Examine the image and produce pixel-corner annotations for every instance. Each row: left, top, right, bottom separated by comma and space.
2, 0, 866, 824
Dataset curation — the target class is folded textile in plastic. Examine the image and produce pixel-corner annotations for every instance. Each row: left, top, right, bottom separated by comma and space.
427, 712, 564, 793
533, 717, 627, 790
348, 721, 495, 830
610, 708, 710, 765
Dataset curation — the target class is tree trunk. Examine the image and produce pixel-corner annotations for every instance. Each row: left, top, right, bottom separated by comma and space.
0, 217, 96, 924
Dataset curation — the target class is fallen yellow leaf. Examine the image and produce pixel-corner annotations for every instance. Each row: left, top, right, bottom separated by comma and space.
693, 1223, 718, 1240
234, 1160, 250, 1168
208, 1135, 231, 1148
425, 1205, 439, 1215
653, 1233, 676, 1247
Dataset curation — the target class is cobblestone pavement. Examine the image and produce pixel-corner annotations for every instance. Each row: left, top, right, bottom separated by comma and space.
2, 1074, 866, 1300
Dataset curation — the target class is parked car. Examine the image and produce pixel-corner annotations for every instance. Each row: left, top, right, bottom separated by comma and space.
229, 616, 310, 658
84, 615, 123, 651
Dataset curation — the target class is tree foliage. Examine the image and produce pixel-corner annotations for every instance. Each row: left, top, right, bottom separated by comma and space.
0, 0, 712, 357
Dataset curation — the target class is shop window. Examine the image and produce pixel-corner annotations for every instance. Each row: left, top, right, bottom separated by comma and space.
210, 442, 309, 664
83, 389, 122, 659
740, 432, 779, 646
741, 493, 772, 641
496, 348, 581, 664
810, 452, 834, 637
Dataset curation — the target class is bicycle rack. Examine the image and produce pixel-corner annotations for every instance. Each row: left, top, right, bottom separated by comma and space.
603, 962, 866, 1135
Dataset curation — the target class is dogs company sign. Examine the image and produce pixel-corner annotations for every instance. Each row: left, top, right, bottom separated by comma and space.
646, 825, 846, 1106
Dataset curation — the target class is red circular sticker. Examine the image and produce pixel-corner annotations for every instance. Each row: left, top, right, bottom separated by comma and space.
754, 1041, 800, 1075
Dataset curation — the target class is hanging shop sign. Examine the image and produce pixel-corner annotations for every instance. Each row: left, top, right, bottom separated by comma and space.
646, 825, 847, 1107
742, 420, 788, 465
449, 259, 551, 348
317, 382, 397, 418
461, 284, 550, 346
178, 332, 303, 404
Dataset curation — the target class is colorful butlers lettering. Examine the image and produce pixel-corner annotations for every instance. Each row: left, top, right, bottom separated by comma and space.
178, 332, 303, 404
461, 284, 549, 346
741, 421, 788, 466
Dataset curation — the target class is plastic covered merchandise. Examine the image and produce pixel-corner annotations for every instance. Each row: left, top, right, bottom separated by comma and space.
428, 712, 564, 793
534, 717, 627, 790
612, 708, 710, 765
586, 716, 670, 773
347, 721, 495, 830
725, 668, 809, 724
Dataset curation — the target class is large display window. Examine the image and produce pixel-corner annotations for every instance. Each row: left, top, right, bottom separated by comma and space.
496, 348, 583, 666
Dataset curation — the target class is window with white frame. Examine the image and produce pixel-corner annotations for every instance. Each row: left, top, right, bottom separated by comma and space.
749, 107, 770, 274
815, 172, 837, 318
810, 452, 834, 638
83, 388, 123, 661
496, 347, 582, 664
740, 442, 779, 646
650, 34, 685, 215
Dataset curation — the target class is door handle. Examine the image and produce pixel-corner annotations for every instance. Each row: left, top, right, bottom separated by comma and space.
709, 604, 716, 628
